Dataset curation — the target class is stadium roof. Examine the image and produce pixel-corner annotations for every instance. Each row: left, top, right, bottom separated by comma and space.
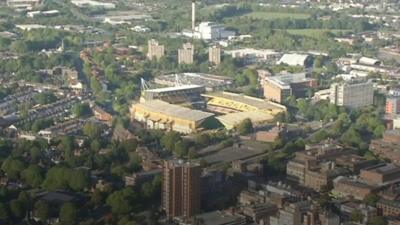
144, 84, 203, 93
135, 100, 214, 122
203, 92, 286, 111
216, 110, 275, 129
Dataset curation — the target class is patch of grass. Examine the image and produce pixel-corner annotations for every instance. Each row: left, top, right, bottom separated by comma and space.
241, 11, 310, 20
284, 29, 352, 38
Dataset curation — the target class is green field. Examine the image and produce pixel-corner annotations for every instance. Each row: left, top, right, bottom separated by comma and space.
283, 29, 352, 38
241, 11, 311, 20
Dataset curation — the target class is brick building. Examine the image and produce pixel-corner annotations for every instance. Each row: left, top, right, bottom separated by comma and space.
286, 141, 350, 184
360, 164, 400, 186
264, 73, 318, 103
386, 96, 400, 114
303, 162, 347, 191
332, 176, 376, 200
163, 160, 201, 219
377, 199, 400, 217
370, 130, 400, 165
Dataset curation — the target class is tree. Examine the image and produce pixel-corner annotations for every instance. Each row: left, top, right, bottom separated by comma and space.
174, 141, 189, 158
363, 193, 379, 206
21, 165, 44, 188
237, 118, 254, 135
161, 131, 181, 152
31, 118, 54, 132
34, 201, 50, 222
106, 188, 138, 215
10, 199, 25, 219
244, 68, 258, 86
83, 123, 102, 139
59, 202, 77, 225
43, 167, 69, 190
370, 216, 387, 225
235, 73, 249, 86
188, 148, 198, 159
194, 133, 210, 147
73, 102, 92, 118
30, 147, 44, 164
350, 209, 363, 223
34, 92, 57, 105
313, 56, 324, 68
90, 190, 104, 207
68, 168, 90, 191
0, 203, 9, 222
1, 158, 26, 179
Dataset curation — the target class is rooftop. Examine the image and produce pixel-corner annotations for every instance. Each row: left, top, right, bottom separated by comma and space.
191, 211, 246, 225
266, 73, 315, 89
155, 73, 233, 89
277, 53, 310, 66
334, 176, 374, 189
143, 84, 203, 93
217, 110, 275, 129
204, 92, 286, 111
133, 100, 214, 122
363, 163, 400, 175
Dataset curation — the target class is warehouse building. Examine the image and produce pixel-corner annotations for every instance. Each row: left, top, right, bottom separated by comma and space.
277, 53, 312, 67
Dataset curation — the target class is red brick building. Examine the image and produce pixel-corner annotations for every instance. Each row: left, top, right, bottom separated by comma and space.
163, 160, 201, 220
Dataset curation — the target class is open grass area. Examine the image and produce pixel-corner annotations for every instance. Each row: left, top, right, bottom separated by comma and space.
241, 11, 311, 20
283, 29, 352, 38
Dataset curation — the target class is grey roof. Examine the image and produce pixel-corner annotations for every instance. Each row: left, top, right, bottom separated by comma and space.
193, 211, 246, 225
135, 100, 214, 122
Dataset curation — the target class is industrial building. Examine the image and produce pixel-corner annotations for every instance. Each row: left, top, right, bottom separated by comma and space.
147, 39, 165, 60
264, 73, 318, 103
182, 22, 236, 40
203, 92, 286, 129
140, 84, 206, 108
7, 0, 41, 10
209, 45, 221, 65
277, 53, 312, 67
181, 1, 235, 40
178, 43, 194, 64
163, 160, 201, 219
154, 73, 234, 92
330, 80, 374, 108
130, 100, 214, 134
225, 48, 281, 64
70, 0, 116, 9
196, 22, 235, 40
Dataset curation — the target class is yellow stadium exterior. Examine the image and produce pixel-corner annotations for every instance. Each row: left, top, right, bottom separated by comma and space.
130, 100, 214, 134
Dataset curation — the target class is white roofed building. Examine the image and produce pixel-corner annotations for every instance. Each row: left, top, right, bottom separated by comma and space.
7, 0, 41, 10
70, 0, 116, 9
183, 22, 235, 41
358, 57, 381, 66
277, 53, 312, 67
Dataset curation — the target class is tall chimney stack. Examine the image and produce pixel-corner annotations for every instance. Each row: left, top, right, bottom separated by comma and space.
192, 0, 196, 31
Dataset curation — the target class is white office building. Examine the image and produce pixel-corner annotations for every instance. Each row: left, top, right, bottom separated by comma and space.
330, 80, 374, 109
